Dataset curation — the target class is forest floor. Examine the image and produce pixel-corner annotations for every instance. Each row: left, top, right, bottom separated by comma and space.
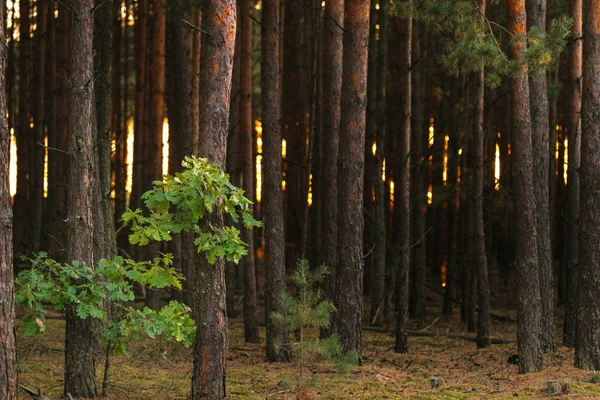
16, 302, 600, 400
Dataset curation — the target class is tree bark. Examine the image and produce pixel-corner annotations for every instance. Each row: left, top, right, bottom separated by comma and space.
575, 0, 600, 371
320, 0, 343, 336
526, 0, 554, 354
507, 0, 545, 374
371, 0, 389, 327
31, 0, 48, 253
394, 1, 412, 354
190, 2, 236, 398
64, 0, 99, 396
474, 0, 490, 349
94, 0, 116, 263
336, 0, 370, 356
262, 0, 288, 362
14, 0, 32, 257
563, 0, 582, 348
240, 0, 259, 344
0, 1, 18, 396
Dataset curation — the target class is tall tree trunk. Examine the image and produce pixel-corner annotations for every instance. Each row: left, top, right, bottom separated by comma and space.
0, 2, 18, 396
364, 0, 378, 302
113, 2, 126, 225
44, 0, 57, 251
31, 0, 48, 253
240, 0, 259, 344
320, 0, 343, 336
64, 0, 98, 396
370, 0, 389, 327
474, 0, 490, 349
527, 0, 554, 354
410, 21, 426, 320
262, 0, 288, 362
282, 0, 306, 267
574, 0, 600, 371
394, 0, 412, 354
336, 0, 370, 356
94, 0, 116, 263
190, 2, 236, 398
507, 0, 545, 374
14, 0, 32, 257
563, 0, 582, 348
132, 1, 148, 212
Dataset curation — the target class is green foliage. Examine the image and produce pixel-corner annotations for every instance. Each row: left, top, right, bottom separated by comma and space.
122, 156, 261, 265
391, 0, 571, 87
271, 260, 359, 395
15, 252, 194, 351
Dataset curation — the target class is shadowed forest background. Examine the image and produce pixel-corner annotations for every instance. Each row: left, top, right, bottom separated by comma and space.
2, 0, 600, 399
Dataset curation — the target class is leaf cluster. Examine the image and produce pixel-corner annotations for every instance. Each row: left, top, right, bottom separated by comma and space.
122, 156, 261, 265
15, 252, 194, 351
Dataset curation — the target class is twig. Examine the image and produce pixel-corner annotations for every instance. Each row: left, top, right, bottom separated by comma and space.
182, 19, 210, 37
249, 14, 263, 28
327, 13, 344, 32
419, 317, 440, 332
37, 141, 70, 155
91, 0, 111, 14
408, 226, 432, 250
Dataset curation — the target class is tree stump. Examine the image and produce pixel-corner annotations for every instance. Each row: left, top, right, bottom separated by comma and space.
430, 377, 442, 389
547, 380, 560, 395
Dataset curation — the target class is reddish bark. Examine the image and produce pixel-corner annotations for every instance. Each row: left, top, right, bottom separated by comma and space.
191, 1, 236, 398
336, 0, 370, 355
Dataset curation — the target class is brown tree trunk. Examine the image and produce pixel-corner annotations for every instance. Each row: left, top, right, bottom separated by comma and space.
563, 0, 582, 348
574, 0, 600, 371
371, 0, 389, 327
64, 0, 98, 396
31, 0, 48, 253
410, 21, 426, 320
14, 0, 32, 257
394, 1, 412, 354
113, 1, 126, 224
0, 2, 18, 396
131, 1, 148, 213
262, 0, 288, 362
474, 0, 490, 349
282, 0, 306, 267
94, 0, 116, 262
527, 0, 554, 354
507, 0, 545, 374
320, 0, 343, 336
47, 4, 70, 260
336, 0, 370, 355
240, 0, 259, 344
190, 2, 236, 398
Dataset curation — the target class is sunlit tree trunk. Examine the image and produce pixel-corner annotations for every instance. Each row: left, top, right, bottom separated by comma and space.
0, 2, 18, 396
64, 0, 99, 396
507, 0, 545, 373
563, 0, 582, 348
336, 0, 370, 355
190, 2, 236, 398
575, 0, 600, 371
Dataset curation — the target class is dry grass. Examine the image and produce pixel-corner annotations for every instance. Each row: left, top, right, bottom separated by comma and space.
16, 305, 600, 399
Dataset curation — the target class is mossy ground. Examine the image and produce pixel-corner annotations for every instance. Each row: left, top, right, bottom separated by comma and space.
16, 304, 600, 399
